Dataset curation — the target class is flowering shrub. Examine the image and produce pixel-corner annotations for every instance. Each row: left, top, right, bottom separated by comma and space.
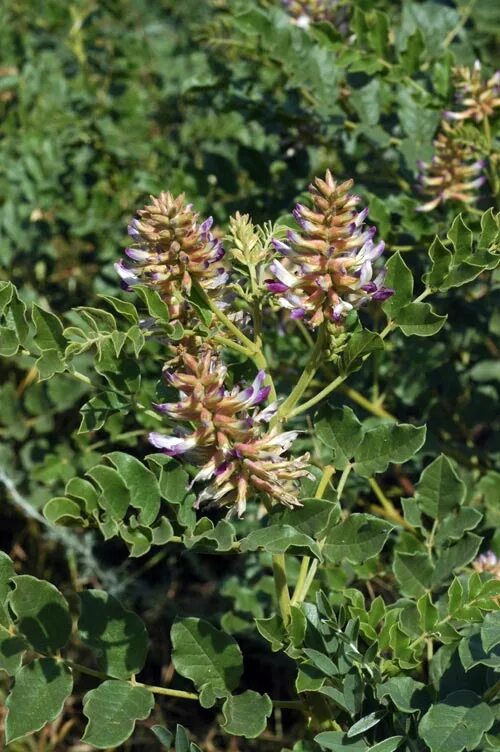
0, 2, 499, 751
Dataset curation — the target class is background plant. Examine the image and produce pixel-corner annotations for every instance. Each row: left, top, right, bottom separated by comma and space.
0, 1, 499, 750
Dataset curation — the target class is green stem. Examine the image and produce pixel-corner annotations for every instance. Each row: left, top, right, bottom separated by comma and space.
368, 477, 415, 532
291, 465, 335, 605
273, 552, 292, 626
193, 281, 277, 402
289, 375, 344, 419
295, 320, 395, 421
442, 0, 477, 48
262, 496, 292, 625
278, 326, 326, 421
58, 656, 303, 708
291, 288, 434, 418
193, 281, 256, 352
339, 384, 395, 421
293, 465, 352, 605
212, 333, 253, 358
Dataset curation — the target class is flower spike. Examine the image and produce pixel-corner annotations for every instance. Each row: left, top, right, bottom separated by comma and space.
266, 170, 393, 327
149, 347, 311, 517
115, 191, 227, 317
444, 62, 500, 124
416, 121, 486, 212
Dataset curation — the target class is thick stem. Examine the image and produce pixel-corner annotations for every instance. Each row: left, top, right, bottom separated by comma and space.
273, 552, 292, 626
294, 465, 352, 605
262, 496, 292, 625
291, 465, 335, 605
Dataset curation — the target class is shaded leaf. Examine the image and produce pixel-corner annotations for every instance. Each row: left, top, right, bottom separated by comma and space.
5, 659, 73, 744
82, 680, 154, 748
354, 423, 426, 477
221, 690, 272, 738
171, 617, 243, 705
7, 575, 72, 652
419, 690, 494, 752
315, 407, 364, 469
323, 514, 394, 564
78, 590, 149, 679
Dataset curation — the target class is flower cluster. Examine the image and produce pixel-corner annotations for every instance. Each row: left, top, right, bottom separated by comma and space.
416, 121, 486, 213
282, 0, 349, 31
266, 170, 393, 327
444, 61, 500, 124
115, 192, 227, 319
416, 61, 499, 212
149, 348, 312, 517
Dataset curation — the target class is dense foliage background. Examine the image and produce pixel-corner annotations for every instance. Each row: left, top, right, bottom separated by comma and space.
0, 0, 499, 750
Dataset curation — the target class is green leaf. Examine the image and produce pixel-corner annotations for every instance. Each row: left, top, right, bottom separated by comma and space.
347, 710, 385, 737
255, 615, 286, 652
415, 455, 466, 520
79, 391, 130, 433
369, 739, 404, 752
382, 253, 413, 318
395, 302, 447, 337
146, 454, 190, 504
354, 423, 426, 477
43, 496, 85, 526
65, 477, 99, 515
435, 507, 482, 544
340, 331, 384, 376
82, 680, 154, 748
448, 214, 472, 263
78, 590, 149, 679
0, 552, 16, 626
419, 691, 494, 752
5, 658, 73, 744
134, 285, 170, 323
393, 551, 433, 597
479, 208, 499, 250
315, 731, 368, 750
183, 518, 236, 552
98, 294, 139, 324
0, 625, 27, 675
106, 452, 161, 526
240, 525, 321, 558
280, 498, 339, 538
171, 617, 243, 705
377, 676, 427, 713
187, 285, 213, 326
36, 348, 66, 380
459, 631, 500, 671
424, 237, 453, 289
32, 304, 66, 353
432, 534, 482, 585
152, 725, 174, 748
7, 575, 72, 652
86, 464, 131, 521
315, 407, 364, 469
417, 593, 439, 632
323, 514, 394, 564
351, 80, 381, 126
221, 690, 272, 738
482, 611, 500, 654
